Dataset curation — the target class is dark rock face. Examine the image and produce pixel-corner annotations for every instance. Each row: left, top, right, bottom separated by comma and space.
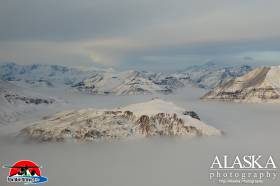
210, 87, 280, 101
136, 115, 150, 135
4, 94, 55, 105
153, 77, 185, 90
182, 111, 200, 120
71, 81, 86, 88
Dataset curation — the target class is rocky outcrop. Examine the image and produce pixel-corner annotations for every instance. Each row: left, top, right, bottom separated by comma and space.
201, 66, 280, 103
182, 111, 200, 120
0, 80, 55, 105
18, 99, 221, 142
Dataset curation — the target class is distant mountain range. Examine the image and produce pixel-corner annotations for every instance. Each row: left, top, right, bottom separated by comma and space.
72, 70, 186, 95
0, 62, 253, 95
173, 62, 253, 89
0, 62, 96, 87
201, 66, 280, 103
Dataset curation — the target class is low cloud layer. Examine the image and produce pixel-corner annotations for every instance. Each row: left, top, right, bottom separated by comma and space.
1, 0, 280, 70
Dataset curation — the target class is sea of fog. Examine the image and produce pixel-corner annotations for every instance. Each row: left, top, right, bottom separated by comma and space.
1, 85, 280, 186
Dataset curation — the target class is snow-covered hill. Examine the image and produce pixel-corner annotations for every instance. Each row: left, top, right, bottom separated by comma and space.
201, 66, 280, 103
18, 99, 222, 142
0, 79, 56, 124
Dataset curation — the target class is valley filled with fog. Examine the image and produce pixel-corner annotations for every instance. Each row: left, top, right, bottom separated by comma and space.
1, 84, 280, 186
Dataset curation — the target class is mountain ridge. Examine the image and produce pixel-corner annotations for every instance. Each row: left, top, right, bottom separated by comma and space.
201, 66, 280, 103
0, 62, 253, 95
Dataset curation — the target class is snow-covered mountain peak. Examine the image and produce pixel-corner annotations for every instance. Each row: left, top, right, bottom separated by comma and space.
120, 98, 184, 116
73, 70, 169, 95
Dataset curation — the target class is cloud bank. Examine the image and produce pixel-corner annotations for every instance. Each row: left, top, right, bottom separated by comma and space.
1, 0, 280, 70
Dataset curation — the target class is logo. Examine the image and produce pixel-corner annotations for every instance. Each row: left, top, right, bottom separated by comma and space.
3, 160, 48, 184
209, 155, 279, 184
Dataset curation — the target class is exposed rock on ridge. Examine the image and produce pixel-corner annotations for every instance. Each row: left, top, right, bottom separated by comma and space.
18, 99, 221, 142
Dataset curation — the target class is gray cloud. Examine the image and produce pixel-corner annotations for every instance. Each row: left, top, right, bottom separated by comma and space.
0, 0, 207, 41
1, 0, 280, 69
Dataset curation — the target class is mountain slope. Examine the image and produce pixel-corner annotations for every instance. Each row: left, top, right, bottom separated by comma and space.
18, 99, 221, 142
0, 63, 181, 95
0, 80, 56, 124
73, 70, 175, 95
201, 66, 280, 103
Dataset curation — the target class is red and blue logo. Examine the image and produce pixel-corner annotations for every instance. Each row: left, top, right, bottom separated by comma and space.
3, 160, 48, 184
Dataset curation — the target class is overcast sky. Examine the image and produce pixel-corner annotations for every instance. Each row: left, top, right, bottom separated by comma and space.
1, 0, 280, 71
